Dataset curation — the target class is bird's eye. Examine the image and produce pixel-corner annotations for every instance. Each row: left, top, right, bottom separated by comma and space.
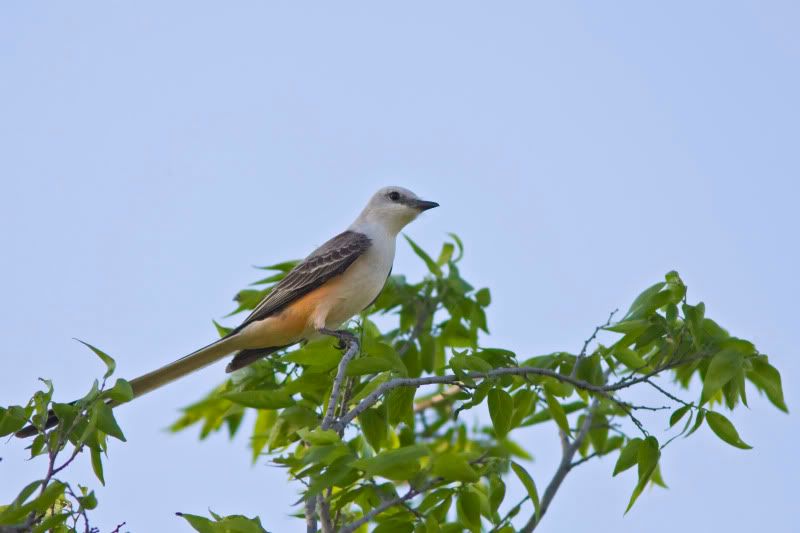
388, 191, 401, 201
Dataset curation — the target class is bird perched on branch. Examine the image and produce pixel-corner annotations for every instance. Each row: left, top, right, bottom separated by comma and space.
16, 186, 438, 438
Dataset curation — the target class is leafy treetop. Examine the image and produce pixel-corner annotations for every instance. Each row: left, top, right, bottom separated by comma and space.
0, 235, 786, 533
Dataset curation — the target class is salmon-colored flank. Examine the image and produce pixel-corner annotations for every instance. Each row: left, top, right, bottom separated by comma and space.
238, 276, 345, 349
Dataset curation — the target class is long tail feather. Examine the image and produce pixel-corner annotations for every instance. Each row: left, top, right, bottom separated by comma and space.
15, 336, 239, 438
128, 337, 237, 398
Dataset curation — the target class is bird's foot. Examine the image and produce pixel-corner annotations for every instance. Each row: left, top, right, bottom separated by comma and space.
318, 328, 357, 350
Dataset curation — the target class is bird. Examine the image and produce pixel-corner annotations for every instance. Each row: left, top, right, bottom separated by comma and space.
16, 186, 438, 438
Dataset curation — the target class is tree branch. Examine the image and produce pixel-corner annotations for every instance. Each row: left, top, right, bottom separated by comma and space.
305, 495, 318, 533
569, 309, 617, 379
304, 329, 361, 533
519, 398, 599, 532
319, 329, 360, 431
333, 356, 705, 433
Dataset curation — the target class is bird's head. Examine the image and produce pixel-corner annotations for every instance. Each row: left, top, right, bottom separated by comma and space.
354, 186, 439, 235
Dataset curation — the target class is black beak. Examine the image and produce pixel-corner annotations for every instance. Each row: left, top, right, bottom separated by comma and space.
412, 199, 440, 211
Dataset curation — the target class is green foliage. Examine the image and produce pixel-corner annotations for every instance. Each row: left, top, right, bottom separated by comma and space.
0, 344, 130, 531
2, 237, 788, 532
164, 240, 786, 531
177, 511, 268, 533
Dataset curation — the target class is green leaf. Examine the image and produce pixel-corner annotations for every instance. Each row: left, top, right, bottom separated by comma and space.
283, 345, 342, 371
685, 409, 705, 438
447, 232, 465, 262
431, 452, 479, 482
450, 353, 493, 373
475, 288, 491, 307
650, 464, 668, 488
212, 320, 233, 337
625, 436, 660, 513
0, 406, 28, 437
346, 357, 395, 376
178, 512, 268, 533
404, 234, 442, 277
511, 462, 540, 521
104, 378, 134, 404
701, 347, 744, 405
32, 514, 70, 533
544, 392, 570, 436
605, 319, 650, 335
75, 339, 115, 378
487, 388, 513, 438
706, 411, 752, 449
94, 402, 126, 441
30, 480, 65, 513
509, 389, 536, 429
250, 409, 276, 463
78, 490, 98, 510
669, 405, 691, 427
91, 447, 105, 485
223, 390, 294, 409
297, 428, 341, 445
588, 414, 609, 453
457, 489, 481, 532
386, 386, 416, 427
177, 513, 218, 533
624, 282, 665, 319
613, 438, 642, 476
351, 444, 429, 480
611, 346, 651, 372
489, 475, 506, 516
0, 480, 42, 523
256, 260, 298, 272
437, 242, 455, 266
747, 356, 788, 412
683, 302, 706, 348
359, 407, 388, 452
418, 489, 453, 514
52, 402, 78, 432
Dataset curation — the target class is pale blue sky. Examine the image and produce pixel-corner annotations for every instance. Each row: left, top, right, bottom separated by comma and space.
1, 2, 797, 532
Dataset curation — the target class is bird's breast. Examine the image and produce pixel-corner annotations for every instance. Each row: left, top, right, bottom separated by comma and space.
322, 240, 394, 327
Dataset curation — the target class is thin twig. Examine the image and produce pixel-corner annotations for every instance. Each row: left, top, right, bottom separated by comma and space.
489, 495, 530, 532
570, 309, 618, 379
570, 451, 601, 469
339, 479, 438, 533
644, 378, 693, 407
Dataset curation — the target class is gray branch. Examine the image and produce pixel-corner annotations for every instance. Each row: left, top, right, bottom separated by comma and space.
307, 329, 361, 533
305, 495, 318, 533
319, 329, 360, 431
519, 398, 600, 532
332, 356, 701, 433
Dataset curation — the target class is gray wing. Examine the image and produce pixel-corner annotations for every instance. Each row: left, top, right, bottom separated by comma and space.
230, 230, 372, 335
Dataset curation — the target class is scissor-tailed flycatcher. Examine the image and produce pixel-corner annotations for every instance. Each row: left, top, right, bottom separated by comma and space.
17, 186, 437, 438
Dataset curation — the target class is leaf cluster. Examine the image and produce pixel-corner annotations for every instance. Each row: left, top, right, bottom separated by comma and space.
1, 235, 787, 533
1, 344, 131, 532
168, 238, 787, 532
